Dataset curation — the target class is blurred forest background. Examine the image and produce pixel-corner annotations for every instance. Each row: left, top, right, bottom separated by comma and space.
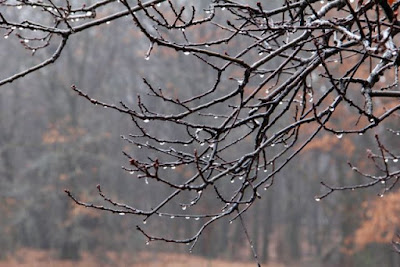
0, 0, 399, 266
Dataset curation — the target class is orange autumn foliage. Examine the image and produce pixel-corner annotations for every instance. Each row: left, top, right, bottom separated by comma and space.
350, 191, 400, 251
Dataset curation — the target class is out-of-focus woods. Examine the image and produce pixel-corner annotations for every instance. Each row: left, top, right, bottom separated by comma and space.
0, 0, 399, 266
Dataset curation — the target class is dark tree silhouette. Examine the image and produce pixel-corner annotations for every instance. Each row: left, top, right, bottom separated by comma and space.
1, 0, 399, 264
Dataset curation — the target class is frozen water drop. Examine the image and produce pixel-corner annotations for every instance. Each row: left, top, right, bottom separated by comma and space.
146, 241, 150, 245
143, 220, 147, 224
171, 166, 176, 170
86, 11, 93, 16
393, 158, 399, 163
315, 197, 321, 202
185, 216, 190, 220
129, 171, 134, 174
336, 134, 343, 139
329, 106, 335, 112
170, 216, 175, 219
145, 177, 149, 184
358, 133, 363, 136
118, 212, 125, 216
184, 51, 190, 55
231, 179, 235, 183
17, 5, 22, 9
237, 79, 244, 85
144, 56, 150, 61
106, 21, 111, 25
182, 206, 187, 210
195, 217, 200, 220
160, 142, 165, 145
259, 74, 264, 78
24, 39, 29, 43
4, 35, 8, 39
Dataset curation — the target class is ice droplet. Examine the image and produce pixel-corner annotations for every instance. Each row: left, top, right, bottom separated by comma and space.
171, 166, 176, 170
329, 106, 335, 112
182, 206, 187, 210
237, 79, 244, 85
393, 158, 398, 163
118, 212, 125, 216
129, 171, 134, 174
160, 142, 165, 145
170, 216, 175, 219
143, 220, 147, 224
145, 177, 149, 184
106, 21, 111, 25
144, 56, 150, 61
259, 74, 264, 78
4, 35, 8, 39
195, 217, 200, 220
336, 133, 343, 139
184, 51, 190, 55
24, 39, 29, 43
17, 5, 22, 9
86, 11, 93, 16
185, 216, 190, 220
231, 179, 235, 183
315, 197, 321, 202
